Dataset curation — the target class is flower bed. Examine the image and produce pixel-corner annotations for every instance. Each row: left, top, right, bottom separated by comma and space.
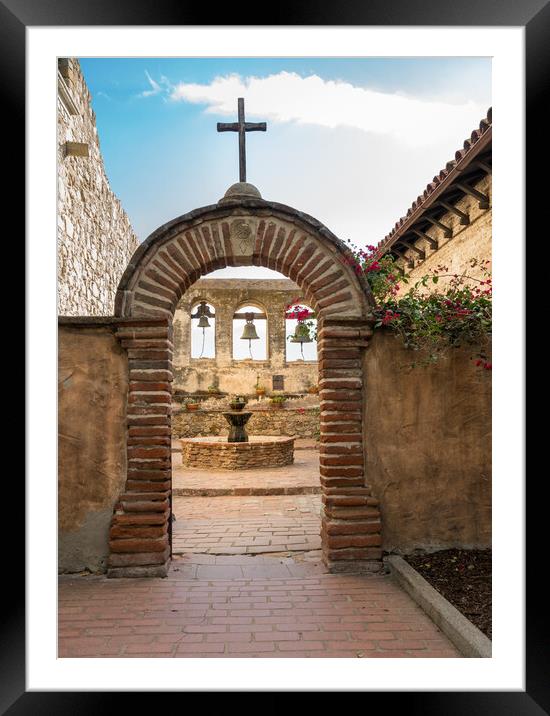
404, 548, 492, 638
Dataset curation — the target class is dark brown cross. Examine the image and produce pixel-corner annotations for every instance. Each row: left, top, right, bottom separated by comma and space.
217, 98, 267, 183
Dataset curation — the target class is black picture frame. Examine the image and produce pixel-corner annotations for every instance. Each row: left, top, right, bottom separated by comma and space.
10, 0, 541, 710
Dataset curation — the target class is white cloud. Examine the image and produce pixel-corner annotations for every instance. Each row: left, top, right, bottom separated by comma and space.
132, 68, 490, 257
138, 71, 172, 99
168, 71, 487, 147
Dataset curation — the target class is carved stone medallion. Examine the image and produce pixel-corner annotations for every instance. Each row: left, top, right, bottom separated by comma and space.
229, 218, 256, 257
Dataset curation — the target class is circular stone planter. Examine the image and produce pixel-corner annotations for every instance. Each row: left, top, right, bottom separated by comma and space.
180, 435, 295, 470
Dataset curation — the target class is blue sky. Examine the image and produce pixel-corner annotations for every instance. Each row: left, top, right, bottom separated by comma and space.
79, 57, 491, 279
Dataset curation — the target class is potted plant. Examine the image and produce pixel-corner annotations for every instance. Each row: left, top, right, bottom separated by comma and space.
184, 398, 200, 412
207, 384, 220, 395
255, 375, 266, 397
269, 393, 287, 409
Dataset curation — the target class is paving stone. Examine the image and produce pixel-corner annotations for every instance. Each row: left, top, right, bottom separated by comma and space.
58, 442, 459, 659
58, 554, 461, 659
172, 449, 320, 496
173, 494, 322, 556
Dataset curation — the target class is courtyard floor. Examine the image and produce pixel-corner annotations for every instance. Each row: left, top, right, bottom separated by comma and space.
58, 445, 461, 658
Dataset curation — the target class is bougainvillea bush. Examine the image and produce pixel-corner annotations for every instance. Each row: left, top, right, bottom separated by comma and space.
285, 303, 318, 342
344, 242, 492, 368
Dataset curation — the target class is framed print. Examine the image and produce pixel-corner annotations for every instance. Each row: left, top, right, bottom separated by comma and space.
10, 0, 543, 709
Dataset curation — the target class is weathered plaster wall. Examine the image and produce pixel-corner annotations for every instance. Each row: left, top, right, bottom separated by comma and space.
364, 330, 491, 553
58, 323, 128, 573
173, 278, 318, 395
57, 58, 139, 316
398, 174, 492, 292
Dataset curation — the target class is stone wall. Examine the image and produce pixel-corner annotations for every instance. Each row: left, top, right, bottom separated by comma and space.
58, 321, 129, 573
364, 330, 491, 554
173, 278, 318, 395
57, 58, 139, 316
172, 406, 320, 439
398, 174, 492, 292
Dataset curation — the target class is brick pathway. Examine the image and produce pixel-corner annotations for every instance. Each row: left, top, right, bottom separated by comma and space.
172, 447, 322, 554
59, 444, 461, 658
172, 448, 321, 496
58, 558, 461, 658
172, 495, 322, 555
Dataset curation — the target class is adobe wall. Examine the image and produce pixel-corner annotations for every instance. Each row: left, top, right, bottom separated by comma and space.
364, 330, 492, 553
57, 58, 140, 316
58, 322, 129, 573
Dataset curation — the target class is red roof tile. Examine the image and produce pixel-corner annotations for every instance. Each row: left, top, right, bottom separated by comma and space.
377, 107, 492, 253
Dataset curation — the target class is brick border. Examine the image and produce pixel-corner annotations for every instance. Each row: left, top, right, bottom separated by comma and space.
318, 323, 383, 571
109, 197, 382, 576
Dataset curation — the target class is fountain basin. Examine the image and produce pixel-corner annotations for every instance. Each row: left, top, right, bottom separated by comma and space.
180, 435, 295, 471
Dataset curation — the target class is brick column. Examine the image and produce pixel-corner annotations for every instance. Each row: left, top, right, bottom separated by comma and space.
318, 321, 383, 573
107, 319, 173, 578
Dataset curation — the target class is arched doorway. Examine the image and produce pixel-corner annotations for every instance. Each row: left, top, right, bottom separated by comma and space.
109, 184, 382, 577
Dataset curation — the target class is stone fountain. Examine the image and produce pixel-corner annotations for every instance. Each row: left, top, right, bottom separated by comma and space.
223, 395, 252, 442
180, 395, 295, 471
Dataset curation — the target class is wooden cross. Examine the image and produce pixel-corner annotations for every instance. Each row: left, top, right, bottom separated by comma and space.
217, 98, 267, 183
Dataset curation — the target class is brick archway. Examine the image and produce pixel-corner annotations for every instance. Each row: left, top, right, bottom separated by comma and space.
109, 194, 383, 577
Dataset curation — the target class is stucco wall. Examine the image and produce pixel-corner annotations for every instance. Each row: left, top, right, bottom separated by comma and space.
57, 58, 140, 316
173, 279, 318, 395
364, 330, 491, 553
58, 323, 129, 572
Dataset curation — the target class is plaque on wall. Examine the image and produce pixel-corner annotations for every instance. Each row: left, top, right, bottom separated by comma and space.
272, 375, 284, 391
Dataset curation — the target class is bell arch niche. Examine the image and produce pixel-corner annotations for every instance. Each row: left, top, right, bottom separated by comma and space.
190, 300, 216, 359
111, 186, 381, 578
285, 300, 317, 363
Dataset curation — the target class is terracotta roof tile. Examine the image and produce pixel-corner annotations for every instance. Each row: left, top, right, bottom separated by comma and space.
377, 108, 492, 250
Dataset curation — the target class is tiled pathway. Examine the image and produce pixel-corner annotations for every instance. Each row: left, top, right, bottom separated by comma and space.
173, 447, 322, 555
172, 494, 322, 555
172, 446, 320, 495
58, 559, 461, 658
58, 444, 461, 658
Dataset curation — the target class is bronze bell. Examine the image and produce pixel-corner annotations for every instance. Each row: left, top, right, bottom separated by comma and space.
240, 322, 259, 340
290, 322, 312, 343
197, 315, 211, 328
240, 314, 259, 341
